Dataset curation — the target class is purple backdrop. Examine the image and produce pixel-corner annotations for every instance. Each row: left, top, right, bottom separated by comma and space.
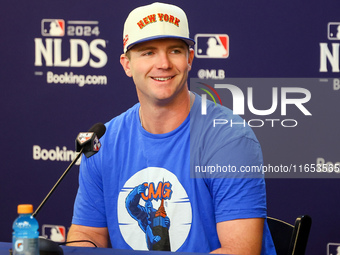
1, 0, 339, 254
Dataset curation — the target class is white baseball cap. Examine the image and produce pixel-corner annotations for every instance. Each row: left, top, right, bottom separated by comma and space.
123, 2, 195, 53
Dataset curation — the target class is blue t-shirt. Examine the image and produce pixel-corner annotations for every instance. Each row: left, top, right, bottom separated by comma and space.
72, 93, 276, 254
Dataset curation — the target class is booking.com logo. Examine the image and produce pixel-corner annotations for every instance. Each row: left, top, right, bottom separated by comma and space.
192, 78, 313, 128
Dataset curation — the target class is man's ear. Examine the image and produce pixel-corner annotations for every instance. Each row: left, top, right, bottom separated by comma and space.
120, 54, 132, 77
188, 48, 194, 71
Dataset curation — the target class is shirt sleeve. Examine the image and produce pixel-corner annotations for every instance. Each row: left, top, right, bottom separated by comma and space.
71, 155, 108, 227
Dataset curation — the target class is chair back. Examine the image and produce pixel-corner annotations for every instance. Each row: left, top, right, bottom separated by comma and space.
267, 215, 312, 255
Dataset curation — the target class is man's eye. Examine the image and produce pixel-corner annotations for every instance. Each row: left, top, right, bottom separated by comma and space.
142, 51, 153, 56
172, 49, 182, 54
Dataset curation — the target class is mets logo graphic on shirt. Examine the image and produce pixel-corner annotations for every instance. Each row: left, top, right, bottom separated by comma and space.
117, 167, 192, 251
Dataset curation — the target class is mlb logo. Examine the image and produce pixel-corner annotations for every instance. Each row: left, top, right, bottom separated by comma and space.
78, 132, 93, 144
93, 136, 101, 151
328, 22, 340, 40
194, 34, 229, 59
327, 243, 340, 255
41, 19, 65, 36
42, 225, 66, 242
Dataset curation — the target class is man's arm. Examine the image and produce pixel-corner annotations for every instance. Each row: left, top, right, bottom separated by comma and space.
66, 224, 109, 248
211, 218, 264, 255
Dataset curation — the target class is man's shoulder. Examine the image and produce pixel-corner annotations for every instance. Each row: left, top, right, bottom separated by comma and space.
98, 103, 140, 145
191, 93, 259, 144
105, 103, 139, 129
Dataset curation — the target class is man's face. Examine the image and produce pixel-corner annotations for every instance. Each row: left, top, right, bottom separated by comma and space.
120, 39, 194, 105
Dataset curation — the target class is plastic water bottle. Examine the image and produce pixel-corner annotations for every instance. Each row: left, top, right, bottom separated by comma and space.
12, 204, 39, 255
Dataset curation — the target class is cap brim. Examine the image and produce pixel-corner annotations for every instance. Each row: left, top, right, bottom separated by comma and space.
126, 35, 195, 52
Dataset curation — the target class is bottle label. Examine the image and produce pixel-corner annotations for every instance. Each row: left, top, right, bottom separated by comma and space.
13, 238, 39, 255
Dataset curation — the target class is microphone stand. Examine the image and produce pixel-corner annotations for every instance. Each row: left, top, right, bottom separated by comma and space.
32, 147, 84, 218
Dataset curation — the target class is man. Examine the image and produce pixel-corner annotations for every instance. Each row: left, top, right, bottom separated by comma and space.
67, 2, 276, 254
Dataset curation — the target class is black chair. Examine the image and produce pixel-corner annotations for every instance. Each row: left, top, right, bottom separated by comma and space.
267, 215, 312, 255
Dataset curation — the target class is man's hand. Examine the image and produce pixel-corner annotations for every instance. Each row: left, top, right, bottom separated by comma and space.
211, 218, 264, 255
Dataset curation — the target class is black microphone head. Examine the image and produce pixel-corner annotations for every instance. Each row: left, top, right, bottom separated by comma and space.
88, 122, 106, 139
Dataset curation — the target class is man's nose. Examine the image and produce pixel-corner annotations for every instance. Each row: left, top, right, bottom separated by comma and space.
156, 52, 172, 69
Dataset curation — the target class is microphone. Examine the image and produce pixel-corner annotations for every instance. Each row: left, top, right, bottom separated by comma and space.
88, 122, 106, 138
76, 122, 106, 158
31, 123, 106, 254
32, 122, 106, 217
